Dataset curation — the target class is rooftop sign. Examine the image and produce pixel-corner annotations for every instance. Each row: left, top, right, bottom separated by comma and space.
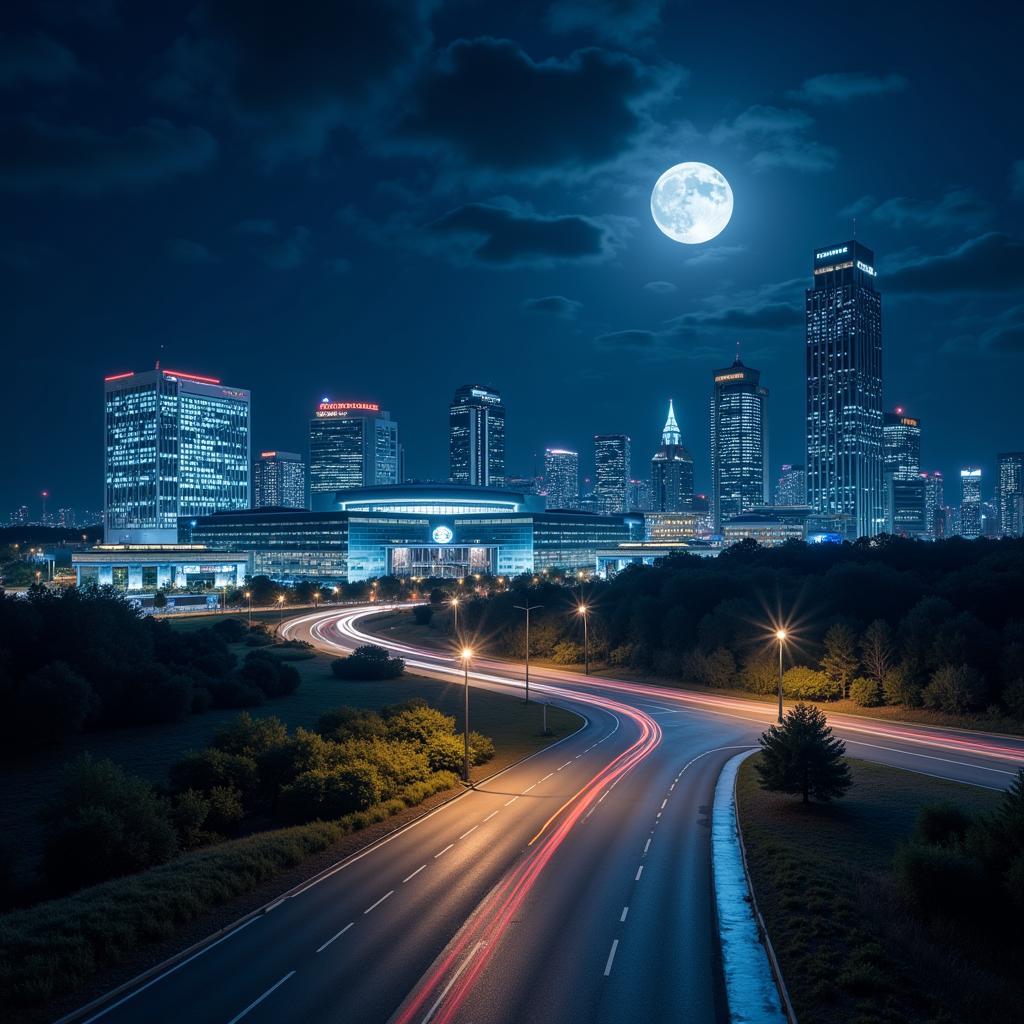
316, 401, 380, 417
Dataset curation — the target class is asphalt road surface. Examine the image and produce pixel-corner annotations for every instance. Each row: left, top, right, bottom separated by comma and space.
65, 604, 1024, 1024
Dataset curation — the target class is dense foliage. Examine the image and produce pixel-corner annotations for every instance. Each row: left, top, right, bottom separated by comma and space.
332, 643, 406, 680
457, 537, 1024, 718
0, 588, 302, 756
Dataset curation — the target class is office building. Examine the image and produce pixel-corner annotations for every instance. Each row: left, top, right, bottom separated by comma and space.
722, 511, 807, 548
775, 464, 806, 506
9, 505, 28, 526
960, 467, 982, 539
544, 449, 580, 510
594, 435, 631, 515
883, 408, 921, 481
651, 400, 694, 513
309, 400, 399, 509
449, 384, 505, 487
644, 512, 711, 542
710, 357, 769, 530
104, 368, 251, 544
182, 484, 629, 582
626, 479, 653, 512
921, 471, 944, 540
998, 452, 1024, 537
253, 450, 306, 510
882, 408, 925, 537
805, 240, 884, 537
73, 544, 248, 592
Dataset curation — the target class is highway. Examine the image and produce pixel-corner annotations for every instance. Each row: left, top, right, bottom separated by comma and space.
67, 604, 1024, 1024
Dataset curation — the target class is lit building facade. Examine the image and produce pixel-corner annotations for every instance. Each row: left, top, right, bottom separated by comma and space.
182, 484, 629, 582
644, 512, 711, 542
594, 435, 631, 515
449, 384, 505, 487
651, 400, 694, 512
721, 512, 807, 547
710, 357, 768, 530
73, 544, 248, 591
104, 368, 251, 544
921, 471, 945, 540
775, 464, 806, 505
309, 400, 399, 508
544, 448, 580, 510
959, 467, 982, 539
882, 408, 925, 537
998, 452, 1024, 537
626, 479, 653, 512
805, 241, 884, 538
253, 451, 306, 510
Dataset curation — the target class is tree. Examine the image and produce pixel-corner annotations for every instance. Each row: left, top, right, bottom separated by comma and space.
849, 675, 883, 707
782, 665, 842, 700
331, 644, 405, 680
921, 664, 987, 714
153, 590, 167, 609
756, 703, 853, 803
821, 623, 859, 697
860, 619, 895, 686
412, 605, 434, 626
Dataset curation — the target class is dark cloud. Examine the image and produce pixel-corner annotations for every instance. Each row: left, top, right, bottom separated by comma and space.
153, 0, 436, 161
685, 244, 746, 266
885, 233, 1024, 294
0, 117, 217, 193
710, 105, 836, 173
399, 38, 678, 177
544, 0, 664, 42
985, 320, 1024, 353
426, 202, 624, 266
643, 280, 676, 294
595, 328, 657, 348
841, 188, 990, 230
669, 301, 803, 331
165, 238, 221, 265
790, 71, 907, 104
521, 295, 583, 319
0, 31, 81, 88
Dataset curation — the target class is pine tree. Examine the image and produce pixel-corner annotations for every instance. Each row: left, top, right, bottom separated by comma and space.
822, 623, 859, 698
860, 619, 895, 686
756, 703, 853, 803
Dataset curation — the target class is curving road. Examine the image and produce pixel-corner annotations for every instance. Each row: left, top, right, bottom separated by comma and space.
66, 604, 1024, 1024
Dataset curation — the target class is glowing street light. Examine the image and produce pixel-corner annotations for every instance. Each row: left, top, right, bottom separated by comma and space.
277, 592, 286, 626
449, 594, 461, 638
244, 590, 252, 628
577, 603, 590, 675
775, 628, 788, 723
460, 646, 474, 783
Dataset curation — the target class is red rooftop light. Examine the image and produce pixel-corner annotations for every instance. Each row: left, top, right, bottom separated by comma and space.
104, 372, 134, 381
162, 369, 221, 384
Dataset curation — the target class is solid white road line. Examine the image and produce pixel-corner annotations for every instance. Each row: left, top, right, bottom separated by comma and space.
620, 906, 629, 922
844, 737, 1016, 776
364, 890, 394, 914
316, 922, 353, 953
226, 971, 295, 1024
434, 844, 454, 859
603, 939, 619, 977
403, 865, 426, 883
421, 941, 487, 1024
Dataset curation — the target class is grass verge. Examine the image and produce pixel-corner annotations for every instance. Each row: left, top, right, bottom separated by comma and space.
735, 756, 1018, 1022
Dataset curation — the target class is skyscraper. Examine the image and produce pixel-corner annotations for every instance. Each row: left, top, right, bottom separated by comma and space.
775, 464, 806, 505
253, 451, 306, 509
449, 384, 505, 487
544, 448, 579, 510
959, 467, 982, 539
594, 435, 631, 515
805, 240, 884, 538
921, 470, 944, 540
651, 400, 694, 513
883, 408, 925, 536
997, 452, 1024, 537
710, 356, 768, 529
104, 368, 250, 543
309, 400, 399, 509
626, 479, 653, 512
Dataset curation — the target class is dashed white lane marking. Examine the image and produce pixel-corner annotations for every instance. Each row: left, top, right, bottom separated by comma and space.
660, 798, 668, 809
364, 890, 394, 914
558, 761, 573, 770
459, 826, 478, 840
316, 922, 353, 953
620, 906, 629, 922
403, 865, 426, 883
523, 784, 536, 793
434, 844, 454, 859
541, 772, 554, 782
656, 812, 662, 819
483, 810, 499, 822
505, 796, 519, 806
603, 939, 619, 977
643, 838, 651, 854
635, 865, 643, 881
226, 971, 295, 1024
422, 941, 486, 1024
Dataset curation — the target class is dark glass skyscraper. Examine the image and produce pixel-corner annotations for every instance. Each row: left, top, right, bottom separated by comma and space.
544, 448, 580, 510
104, 368, 250, 543
594, 434, 631, 515
710, 356, 768, 530
806, 240, 884, 537
883, 408, 925, 536
775, 464, 806, 505
997, 452, 1024, 537
253, 450, 306, 510
651, 400, 694, 513
449, 384, 505, 487
959, 467, 982, 538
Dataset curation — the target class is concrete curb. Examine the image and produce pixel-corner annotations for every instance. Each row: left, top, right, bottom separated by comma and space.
712, 749, 794, 1024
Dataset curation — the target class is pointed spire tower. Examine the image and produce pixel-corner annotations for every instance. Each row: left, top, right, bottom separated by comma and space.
662, 399, 681, 446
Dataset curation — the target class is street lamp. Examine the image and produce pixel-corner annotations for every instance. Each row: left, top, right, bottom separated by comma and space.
513, 599, 543, 703
277, 592, 286, 627
449, 594, 461, 640
244, 590, 252, 629
577, 603, 590, 675
775, 629, 788, 723
332, 586, 340, 603
460, 647, 473, 783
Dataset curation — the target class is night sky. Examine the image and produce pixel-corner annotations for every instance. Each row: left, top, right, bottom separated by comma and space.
3, 1, 1022, 515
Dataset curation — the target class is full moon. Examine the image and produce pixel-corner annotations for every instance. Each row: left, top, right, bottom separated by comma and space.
651, 162, 733, 245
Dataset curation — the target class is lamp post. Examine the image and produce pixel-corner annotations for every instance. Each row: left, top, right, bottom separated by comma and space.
332, 585, 340, 603
277, 592, 285, 627
775, 629, 788, 723
461, 647, 473, 783
449, 594, 461, 641
245, 591, 252, 629
577, 603, 590, 675
513, 600, 543, 703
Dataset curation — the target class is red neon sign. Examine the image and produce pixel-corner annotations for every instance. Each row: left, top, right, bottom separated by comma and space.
317, 401, 380, 412
162, 369, 222, 384
104, 372, 134, 381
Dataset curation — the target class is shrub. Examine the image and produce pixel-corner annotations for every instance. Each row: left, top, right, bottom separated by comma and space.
756, 703, 852, 803
425, 732, 464, 773
316, 706, 388, 742
331, 644, 405, 680
550, 640, 584, 665
915, 803, 974, 847
12, 661, 95, 745
211, 618, 247, 643
385, 705, 456, 744
412, 605, 434, 626
608, 643, 638, 667
1001, 677, 1024, 718
740, 651, 778, 695
171, 789, 212, 850
922, 664, 987, 714
168, 749, 260, 803
468, 731, 495, 765
706, 646, 736, 688
782, 666, 842, 701
893, 841, 985, 918
205, 675, 266, 708
212, 713, 289, 757
849, 675, 883, 707
278, 762, 384, 822
205, 785, 245, 834
881, 663, 920, 706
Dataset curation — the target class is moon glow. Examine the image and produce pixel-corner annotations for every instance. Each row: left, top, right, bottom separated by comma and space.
651, 162, 733, 245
